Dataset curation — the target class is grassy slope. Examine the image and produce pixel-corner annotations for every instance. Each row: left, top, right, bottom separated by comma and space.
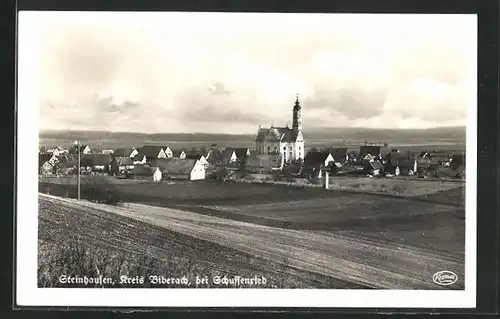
39, 194, 364, 289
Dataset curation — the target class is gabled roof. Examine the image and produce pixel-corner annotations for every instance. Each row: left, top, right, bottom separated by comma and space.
304, 151, 331, 165
132, 166, 158, 176
114, 156, 134, 166
39, 154, 53, 168
328, 147, 348, 163
255, 126, 299, 143
136, 145, 165, 158
184, 150, 204, 159
69, 144, 89, 154
113, 147, 136, 157
171, 149, 187, 157
159, 158, 197, 175
82, 154, 112, 166
133, 154, 146, 161
359, 145, 382, 157
207, 148, 235, 165
368, 161, 384, 170
232, 148, 250, 159
245, 154, 282, 168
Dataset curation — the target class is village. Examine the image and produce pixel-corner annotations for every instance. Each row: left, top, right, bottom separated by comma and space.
38, 96, 466, 188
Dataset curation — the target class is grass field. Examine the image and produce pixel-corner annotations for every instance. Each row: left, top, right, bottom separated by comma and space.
39, 193, 464, 289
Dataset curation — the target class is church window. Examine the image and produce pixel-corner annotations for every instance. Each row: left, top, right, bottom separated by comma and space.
283, 146, 286, 151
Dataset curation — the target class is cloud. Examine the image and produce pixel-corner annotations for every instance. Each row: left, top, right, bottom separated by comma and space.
32, 12, 475, 133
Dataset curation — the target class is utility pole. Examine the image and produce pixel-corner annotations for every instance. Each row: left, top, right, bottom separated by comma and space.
75, 141, 81, 200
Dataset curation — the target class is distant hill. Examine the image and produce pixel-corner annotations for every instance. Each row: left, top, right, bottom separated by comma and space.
304, 126, 466, 143
39, 126, 466, 144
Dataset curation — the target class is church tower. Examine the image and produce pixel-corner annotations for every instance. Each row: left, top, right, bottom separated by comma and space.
292, 94, 302, 132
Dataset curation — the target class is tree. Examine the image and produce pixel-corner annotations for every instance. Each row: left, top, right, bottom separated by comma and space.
237, 156, 248, 178
110, 156, 119, 176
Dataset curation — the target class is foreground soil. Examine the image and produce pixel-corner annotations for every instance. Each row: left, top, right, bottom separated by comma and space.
39, 193, 464, 289
39, 194, 365, 289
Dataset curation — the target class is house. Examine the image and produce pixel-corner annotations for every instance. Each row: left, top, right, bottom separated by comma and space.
132, 166, 162, 182
255, 95, 305, 162
206, 148, 238, 166
164, 146, 173, 158
114, 156, 134, 171
70, 144, 91, 155
113, 148, 138, 158
387, 151, 417, 176
365, 161, 384, 176
39, 154, 55, 175
172, 149, 187, 159
233, 148, 251, 161
359, 145, 381, 159
328, 147, 348, 164
158, 158, 206, 181
184, 152, 209, 167
304, 151, 335, 168
132, 154, 147, 165
101, 149, 114, 155
245, 154, 283, 173
82, 154, 112, 171
46, 146, 67, 156
303, 151, 335, 178
136, 146, 167, 161
53, 154, 79, 175
419, 151, 431, 158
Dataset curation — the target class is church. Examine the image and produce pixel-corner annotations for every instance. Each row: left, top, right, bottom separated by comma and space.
255, 95, 305, 163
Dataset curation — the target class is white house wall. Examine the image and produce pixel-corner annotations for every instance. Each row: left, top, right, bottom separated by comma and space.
158, 149, 167, 159
130, 149, 139, 158
165, 147, 173, 158
189, 161, 206, 180
153, 169, 162, 182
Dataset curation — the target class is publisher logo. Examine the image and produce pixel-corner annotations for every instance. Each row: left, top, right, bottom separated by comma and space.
432, 271, 458, 286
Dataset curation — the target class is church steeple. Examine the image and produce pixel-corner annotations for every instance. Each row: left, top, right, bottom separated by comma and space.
292, 93, 302, 132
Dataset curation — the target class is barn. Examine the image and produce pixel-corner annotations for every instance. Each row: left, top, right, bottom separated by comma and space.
132, 166, 162, 182
157, 158, 205, 181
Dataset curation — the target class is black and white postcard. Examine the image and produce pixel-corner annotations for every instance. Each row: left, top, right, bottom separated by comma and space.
16, 11, 477, 308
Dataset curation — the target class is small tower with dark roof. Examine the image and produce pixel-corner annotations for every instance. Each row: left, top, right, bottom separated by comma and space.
292, 93, 302, 132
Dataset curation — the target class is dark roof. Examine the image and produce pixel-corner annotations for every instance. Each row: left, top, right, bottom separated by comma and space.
113, 148, 136, 157
133, 154, 145, 161
39, 153, 52, 164
159, 158, 197, 175
184, 150, 203, 159
304, 151, 331, 165
245, 155, 282, 168
232, 148, 250, 159
114, 157, 133, 165
368, 161, 384, 170
359, 146, 381, 158
171, 149, 187, 157
132, 166, 158, 176
207, 149, 234, 165
136, 146, 164, 158
328, 148, 348, 163
69, 144, 89, 154
255, 126, 298, 143
82, 154, 112, 166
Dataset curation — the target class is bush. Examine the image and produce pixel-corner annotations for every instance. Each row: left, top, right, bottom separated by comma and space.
81, 175, 120, 206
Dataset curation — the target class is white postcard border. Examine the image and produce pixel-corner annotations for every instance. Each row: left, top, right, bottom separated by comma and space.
16, 11, 477, 308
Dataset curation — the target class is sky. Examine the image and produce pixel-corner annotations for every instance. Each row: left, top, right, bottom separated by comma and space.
23, 12, 476, 134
